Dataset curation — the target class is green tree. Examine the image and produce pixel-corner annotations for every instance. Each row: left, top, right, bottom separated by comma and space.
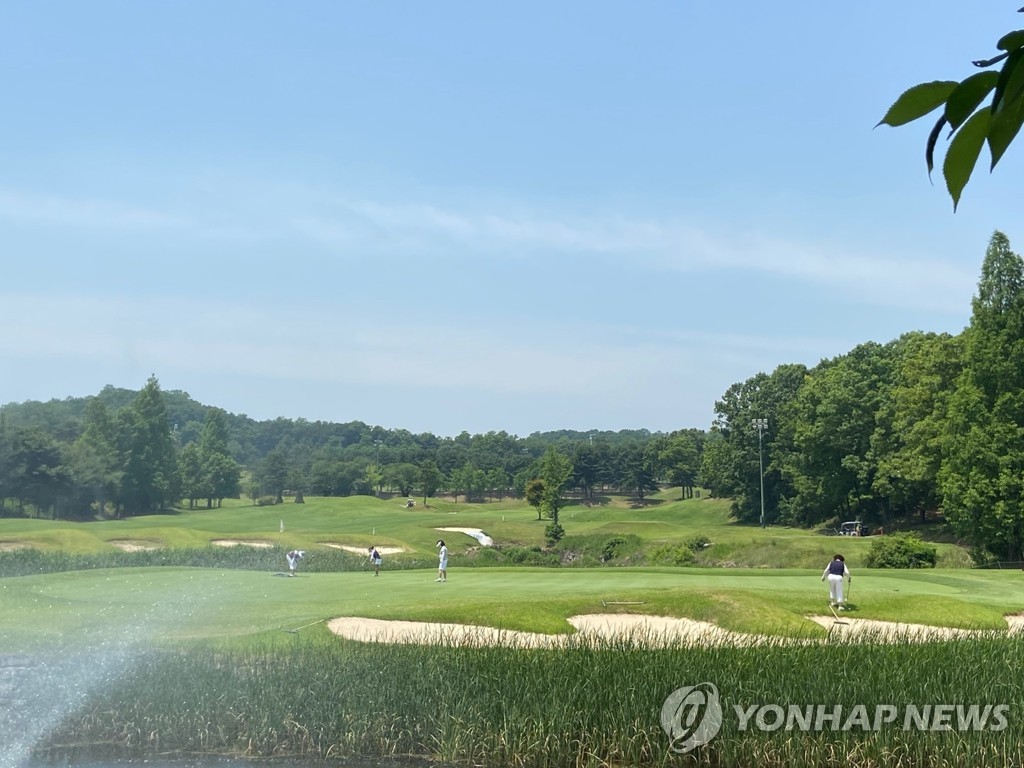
447, 464, 469, 503
871, 332, 962, 525
940, 231, 1024, 560
117, 376, 178, 515
383, 462, 420, 497
178, 443, 205, 509
525, 478, 545, 521
782, 344, 895, 528
704, 364, 805, 524
198, 408, 240, 507
538, 447, 573, 526
418, 459, 442, 507
618, 441, 659, 504
656, 430, 702, 499
878, 9, 1024, 208
486, 467, 508, 501
260, 449, 290, 503
4, 427, 73, 518
68, 398, 122, 517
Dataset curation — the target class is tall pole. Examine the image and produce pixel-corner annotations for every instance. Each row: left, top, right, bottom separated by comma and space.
752, 418, 768, 529
374, 439, 383, 496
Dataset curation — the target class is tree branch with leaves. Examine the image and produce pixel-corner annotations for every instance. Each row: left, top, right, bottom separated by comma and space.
879, 7, 1024, 209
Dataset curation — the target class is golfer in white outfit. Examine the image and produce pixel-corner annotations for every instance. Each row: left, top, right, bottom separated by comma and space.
436, 540, 448, 582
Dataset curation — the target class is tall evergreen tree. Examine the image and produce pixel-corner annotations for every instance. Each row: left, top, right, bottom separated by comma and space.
117, 376, 178, 515
69, 398, 123, 517
941, 232, 1024, 560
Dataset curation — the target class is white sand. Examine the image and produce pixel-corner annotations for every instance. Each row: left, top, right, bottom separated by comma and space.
323, 544, 406, 555
806, 615, 1007, 641
327, 613, 1024, 648
108, 540, 159, 552
211, 539, 274, 548
435, 527, 494, 546
329, 614, 769, 648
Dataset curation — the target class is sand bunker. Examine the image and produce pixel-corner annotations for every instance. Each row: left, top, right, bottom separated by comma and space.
435, 527, 494, 546
211, 539, 274, 548
809, 613, 1024, 640
328, 613, 1024, 648
108, 540, 160, 552
322, 543, 407, 555
0, 541, 30, 552
329, 614, 769, 648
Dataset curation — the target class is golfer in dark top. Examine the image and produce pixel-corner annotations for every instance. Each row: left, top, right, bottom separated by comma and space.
821, 554, 851, 610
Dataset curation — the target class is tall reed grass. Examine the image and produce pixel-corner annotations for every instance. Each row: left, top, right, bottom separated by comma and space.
40, 632, 1024, 767
0, 546, 441, 577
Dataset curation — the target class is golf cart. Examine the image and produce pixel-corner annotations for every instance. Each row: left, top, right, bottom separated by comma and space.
839, 520, 869, 537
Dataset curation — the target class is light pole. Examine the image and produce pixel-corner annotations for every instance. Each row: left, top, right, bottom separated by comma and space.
374, 439, 383, 496
752, 418, 768, 529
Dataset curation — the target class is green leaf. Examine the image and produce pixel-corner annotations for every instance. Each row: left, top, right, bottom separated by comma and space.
945, 72, 999, 130
991, 49, 1024, 113
997, 30, 1024, 51
925, 114, 946, 177
988, 92, 1024, 169
944, 107, 990, 210
878, 81, 958, 127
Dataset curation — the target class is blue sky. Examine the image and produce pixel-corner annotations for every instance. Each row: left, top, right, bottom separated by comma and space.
2, 2, 1021, 437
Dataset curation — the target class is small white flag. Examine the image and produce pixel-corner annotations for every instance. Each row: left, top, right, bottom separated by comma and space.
280, 520, 285, 533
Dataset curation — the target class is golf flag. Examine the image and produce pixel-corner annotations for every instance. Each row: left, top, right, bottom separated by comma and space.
280, 519, 285, 534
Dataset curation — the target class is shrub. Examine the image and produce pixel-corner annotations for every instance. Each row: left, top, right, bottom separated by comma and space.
544, 522, 565, 546
499, 546, 558, 566
601, 536, 626, 562
865, 532, 937, 569
255, 496, 279, 506
686, 535, 712, 552
648, 543, 695, 566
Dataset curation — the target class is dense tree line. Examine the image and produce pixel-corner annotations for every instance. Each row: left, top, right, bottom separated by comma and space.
701, 231, 1024, 561
0, 377, 704, 521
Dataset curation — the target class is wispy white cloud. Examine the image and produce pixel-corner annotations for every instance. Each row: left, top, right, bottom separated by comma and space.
0, 179, 976, 316
0, 188, 183, 230
292, 196, 975, 313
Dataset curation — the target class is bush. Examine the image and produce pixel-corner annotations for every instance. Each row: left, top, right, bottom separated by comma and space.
865, 532, 937, 569
499, 546, 558, 566
601, 536, 626, 562
255, 496, 279, 506
544, 522, 565, 546
648, 543, 696, 566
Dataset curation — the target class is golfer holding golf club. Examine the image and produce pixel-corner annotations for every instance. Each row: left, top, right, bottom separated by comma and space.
286, 549, 305, 577
821, 553, 851, 610
368, 546, 382, 576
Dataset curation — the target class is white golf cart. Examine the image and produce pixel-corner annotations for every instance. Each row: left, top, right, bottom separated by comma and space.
839, 520, 869, 536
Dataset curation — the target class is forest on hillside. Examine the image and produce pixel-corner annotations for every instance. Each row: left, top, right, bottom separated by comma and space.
3, 232, 1024, 561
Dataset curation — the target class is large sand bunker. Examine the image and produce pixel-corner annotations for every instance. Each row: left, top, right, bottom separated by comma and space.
327, 613, 1024, 648
322, 543, 407, 555
211, 539, 274, 548
435, 527, 494, 546
108, 539, 160, 552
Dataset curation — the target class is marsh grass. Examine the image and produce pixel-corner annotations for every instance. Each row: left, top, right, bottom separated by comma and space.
0, 546, 443, 578
41, 632, 1024, 767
